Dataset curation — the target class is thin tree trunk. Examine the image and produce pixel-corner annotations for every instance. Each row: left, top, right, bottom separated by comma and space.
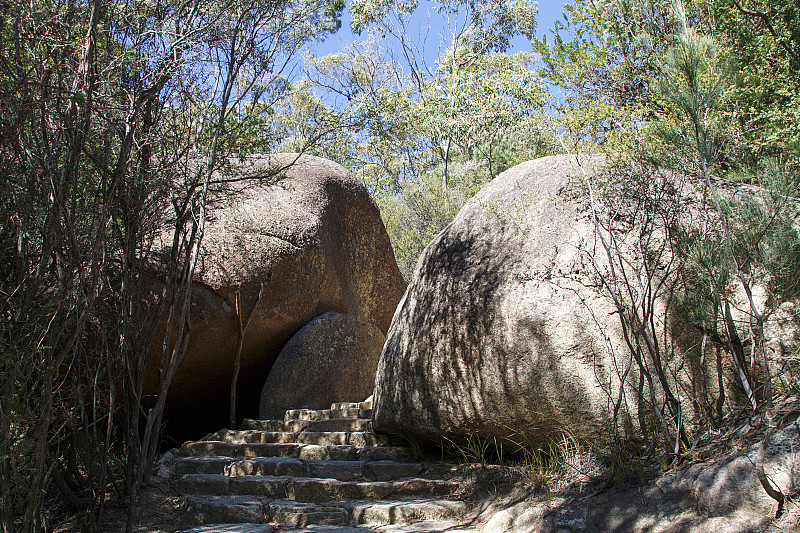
231, 291, 244, 429
230, 286, 263, 428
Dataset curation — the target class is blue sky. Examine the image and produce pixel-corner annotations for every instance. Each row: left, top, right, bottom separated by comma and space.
534, 1, 569, 38
308, 0, 568, 60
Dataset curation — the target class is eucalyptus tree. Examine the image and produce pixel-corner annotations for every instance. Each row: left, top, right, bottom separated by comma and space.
536, 0, 799, 164
303, 0, 544, 193
296, 0, 550, 276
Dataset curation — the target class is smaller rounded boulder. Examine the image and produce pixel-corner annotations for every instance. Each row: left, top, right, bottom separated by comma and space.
259, 311, 386, 419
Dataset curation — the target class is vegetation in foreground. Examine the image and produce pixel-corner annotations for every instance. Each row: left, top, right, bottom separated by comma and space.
1, 0, 799, 531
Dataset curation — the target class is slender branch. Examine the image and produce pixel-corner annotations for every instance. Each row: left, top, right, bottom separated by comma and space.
730, 0, 800, 70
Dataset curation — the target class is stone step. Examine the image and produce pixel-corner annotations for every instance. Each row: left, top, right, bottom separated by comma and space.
330, 401, 372, 410
179, 525, 277, 533
174, 456, 238, 475
179, 526, 460, 533
284, 408, 372, 422
240, 420, 288, 432
301, 460, 424, 482
206, 429, 386, 447
374, 522, 480, 533
183, 495, 266, 524
225, 431, 298, 444
173, 456, 425, 482
174, 401, 469, 532
179, 525, 385, 533
182, 496, 470, 527
178, 442, 410, 462
343, 499, 471, 527
180, 525, 379, 533
280, 524, 374, 533
178, 474, 459, 503
297, 432, 389, 447
283, 527, 374, 533
269, 501, 349, 527
241, 418, 373, 433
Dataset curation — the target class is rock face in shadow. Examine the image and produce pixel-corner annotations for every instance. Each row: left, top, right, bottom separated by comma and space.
372, 155, 650, 445
149, 154, 405, 440
259, 311, 386, 419
692, 418, 799, 518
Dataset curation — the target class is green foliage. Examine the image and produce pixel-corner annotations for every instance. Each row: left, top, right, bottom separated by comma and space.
442, 434, 500, 467
422, 50, 547, 171
294, 0, 559, 269
440, 0, 538, 54
439, 430, 603, 496
301, 0, 552, 198
537, 0, 800, 167
698, 0, 800, 164
350, 0, 419, 33
534, 0, 676, 151
682, 163, 800, 317
351, 0, 537, 53
648, 14, 800, 358
379, 160, 490, 280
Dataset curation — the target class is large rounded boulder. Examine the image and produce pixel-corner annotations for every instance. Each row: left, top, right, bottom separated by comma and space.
372, 155, 698, 445
149, 154, 405, 439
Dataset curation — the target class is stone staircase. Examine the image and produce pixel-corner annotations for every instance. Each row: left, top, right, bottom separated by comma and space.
167, 400, 481, 533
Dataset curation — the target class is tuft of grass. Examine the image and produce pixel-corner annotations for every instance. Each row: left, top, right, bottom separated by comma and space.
507, 430, 599, 493
400, 436, 426, 460
439, 427, 607, 496
442, 435, 482, 467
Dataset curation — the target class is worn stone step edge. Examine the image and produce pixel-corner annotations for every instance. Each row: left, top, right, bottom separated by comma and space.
241, 419, 373, 433
205, 429, 388, 447
330, 401, 372, 410
177, 522, 481, 533
179, 526, 377, 533
177, 442, 410, 462
342, 499, 473, 526
284, 408, 373, 422
178, 525, 276, 533
173, 457, 425, 481
372, 521, 481, 533
182, 496, 471, 527
177, 473, 459, 502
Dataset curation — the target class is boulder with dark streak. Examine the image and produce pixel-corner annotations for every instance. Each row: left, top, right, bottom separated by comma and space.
148, 154, 405, 440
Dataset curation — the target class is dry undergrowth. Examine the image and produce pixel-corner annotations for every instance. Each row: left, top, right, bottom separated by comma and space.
54, 476, 189, 533
436, 393, 800, 528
